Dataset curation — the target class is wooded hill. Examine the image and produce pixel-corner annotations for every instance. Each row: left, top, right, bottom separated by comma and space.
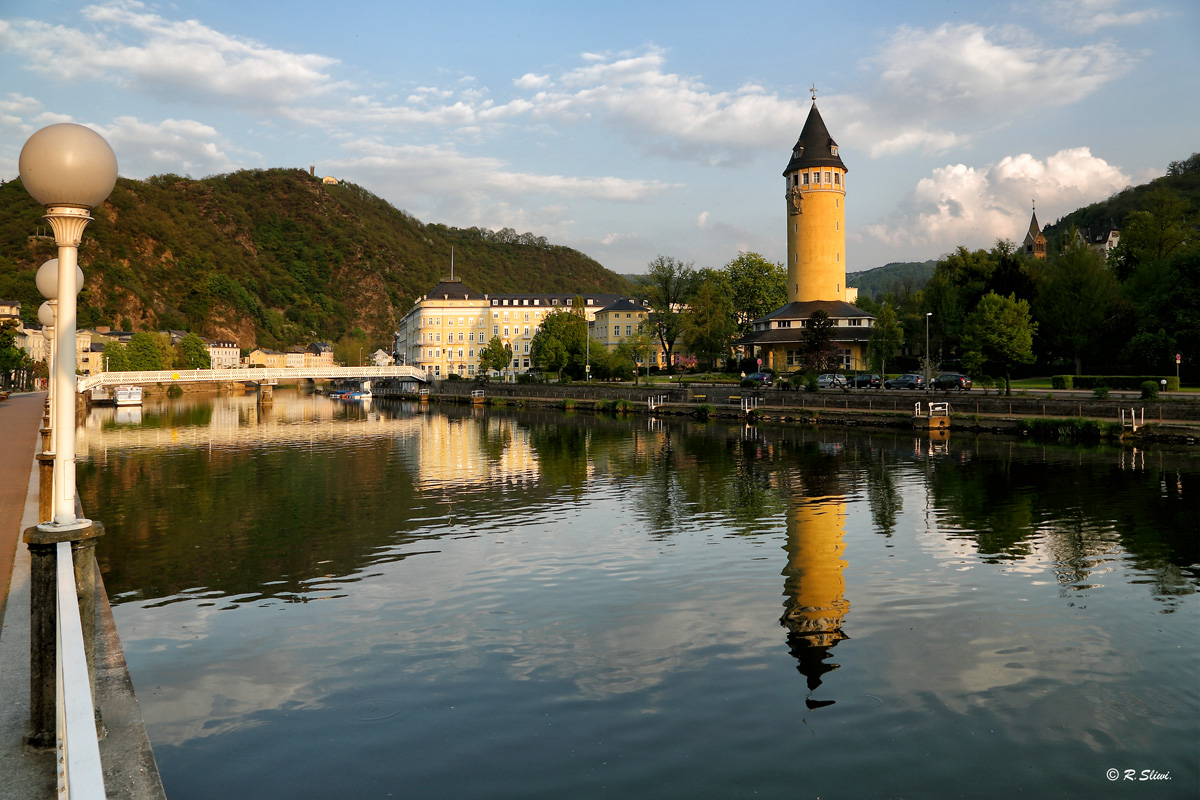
1043, 153, 1200, 246
847, 260, 937, 300
0, 168, 631, 350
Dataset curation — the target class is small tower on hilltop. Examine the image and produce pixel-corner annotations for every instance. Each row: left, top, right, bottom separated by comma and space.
784, 90, 850, 303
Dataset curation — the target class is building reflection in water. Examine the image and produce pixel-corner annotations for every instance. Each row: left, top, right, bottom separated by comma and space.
780, 494, 849, 709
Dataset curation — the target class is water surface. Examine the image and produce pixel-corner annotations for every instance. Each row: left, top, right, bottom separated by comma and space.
77, 391, 1199, 799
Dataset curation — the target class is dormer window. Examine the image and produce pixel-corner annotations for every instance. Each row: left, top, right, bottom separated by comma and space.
831, 145, 838, 156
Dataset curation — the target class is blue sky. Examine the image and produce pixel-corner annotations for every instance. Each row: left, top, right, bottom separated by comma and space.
2, 0, 1196, 275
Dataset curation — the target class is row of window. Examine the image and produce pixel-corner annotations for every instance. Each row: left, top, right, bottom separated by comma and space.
784, 349, 853, 367
769, 317, 868, 330
789, 170, 843, 189
426, 357, 533, 377
420, 341, 534, 361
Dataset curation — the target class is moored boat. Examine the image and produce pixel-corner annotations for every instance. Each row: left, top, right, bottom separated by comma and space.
114, 385, 143, 406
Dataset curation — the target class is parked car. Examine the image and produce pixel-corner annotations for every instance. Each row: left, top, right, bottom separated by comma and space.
743, 371, 773, 386
851, 373, 881, 389
816, 373, 847, 388
932, 372, 972, 391
884, 373, 925, 390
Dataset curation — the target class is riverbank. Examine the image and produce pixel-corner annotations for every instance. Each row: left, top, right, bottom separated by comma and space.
397, 381, 1200, 444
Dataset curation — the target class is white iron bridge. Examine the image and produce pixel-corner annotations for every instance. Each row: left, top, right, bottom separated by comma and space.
76, 365, 429, 393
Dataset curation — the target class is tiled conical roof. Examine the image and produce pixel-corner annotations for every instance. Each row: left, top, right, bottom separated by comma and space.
783, 102, 847, 175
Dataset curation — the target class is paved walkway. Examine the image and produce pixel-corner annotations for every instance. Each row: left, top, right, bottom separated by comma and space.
0, 392, 56, 797
1, 392, 167, 799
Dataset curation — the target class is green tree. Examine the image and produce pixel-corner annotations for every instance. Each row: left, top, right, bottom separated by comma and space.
530, 309, 587, 380
867, 302, 903, 376
176, 333, 212, 370
1109, 187, 1193, 279
962, 292, 1038, 396
127, 332, 164, 371
801, 311, 838, 372
0, 321, 32, 390
103, 340, 130, 372
683, 272, 737, 370
1034, 234, 1118, 375
478, 336, 513, 378
638, 255, 697, 371
725, 252, 786, 336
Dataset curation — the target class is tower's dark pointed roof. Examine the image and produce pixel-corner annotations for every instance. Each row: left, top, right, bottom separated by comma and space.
1026, 210, 1042, 241
783, 102, 847, 175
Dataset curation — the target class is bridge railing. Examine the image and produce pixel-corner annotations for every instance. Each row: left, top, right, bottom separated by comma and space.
77, 365, 428, 393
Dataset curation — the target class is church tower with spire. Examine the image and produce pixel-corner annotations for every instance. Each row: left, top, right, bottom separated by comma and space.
783, 93, 850, 302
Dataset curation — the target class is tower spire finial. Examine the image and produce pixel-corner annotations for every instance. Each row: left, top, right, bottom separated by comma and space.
810, 83, 818, 101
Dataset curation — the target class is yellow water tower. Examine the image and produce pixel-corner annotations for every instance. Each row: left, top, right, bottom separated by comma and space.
783, 98, 848, 303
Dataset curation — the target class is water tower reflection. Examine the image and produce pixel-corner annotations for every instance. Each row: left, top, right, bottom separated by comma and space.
779, 450, 851, 710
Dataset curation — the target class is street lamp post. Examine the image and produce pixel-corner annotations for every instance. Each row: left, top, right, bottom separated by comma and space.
925, 312, 932, 390
21, 124, 117, 528
19, 123, 117, 749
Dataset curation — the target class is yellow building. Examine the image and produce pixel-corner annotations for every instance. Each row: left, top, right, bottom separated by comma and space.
394, 277, 621, 379
738, 97, 874, 373
248, 348, 287, 368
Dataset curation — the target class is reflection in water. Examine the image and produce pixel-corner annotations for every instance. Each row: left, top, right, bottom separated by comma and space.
74, 393, 1200, 800
780, 497, 849, 709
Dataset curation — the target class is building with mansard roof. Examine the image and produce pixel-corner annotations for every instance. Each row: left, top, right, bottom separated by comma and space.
393, 277, 623, 379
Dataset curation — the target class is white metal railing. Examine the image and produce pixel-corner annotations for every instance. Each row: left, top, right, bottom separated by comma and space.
647, 394, 667, 411
55, 540, 105, 799
76, 365, 428, 393
740, 397, 760, 413
914, 401, 951, 417
1121, 407, 1144, 432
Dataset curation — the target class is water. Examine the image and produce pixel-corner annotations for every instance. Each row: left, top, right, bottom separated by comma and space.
76, 391, 1199, 799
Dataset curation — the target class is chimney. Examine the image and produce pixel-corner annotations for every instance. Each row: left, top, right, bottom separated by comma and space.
309, 166, 315, 176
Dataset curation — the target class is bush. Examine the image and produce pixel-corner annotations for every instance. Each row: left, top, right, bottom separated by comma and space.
1021, 418, 1105, 442
446, 373, 463, 381
695, 403, 714, 418
1060, 375, 1179, 391
562, 398, 575, 410
1140, 381, 1159, 400
805, 375, 819, 393
1092, 383, 1110, 400
740, 379, 757, 388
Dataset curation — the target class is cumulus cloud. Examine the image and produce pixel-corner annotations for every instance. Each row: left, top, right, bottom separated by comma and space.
838, 23, 1134, 158
0, 2, 344, 111
93, 116, 244, 177
861, 147, 1130, 256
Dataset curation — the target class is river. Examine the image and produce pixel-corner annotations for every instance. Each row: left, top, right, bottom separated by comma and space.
76, 390, 1199, 799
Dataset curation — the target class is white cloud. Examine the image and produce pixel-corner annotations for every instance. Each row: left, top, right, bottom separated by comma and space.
861, 147, 1130, 256
0, 3, 344, 111
838, 23, 1134, 158
514, 73, 550, 90
94, 116, 243, 177
1036, 0, 1164, 33
696, 211, 710, 229
326, 139, 675, 241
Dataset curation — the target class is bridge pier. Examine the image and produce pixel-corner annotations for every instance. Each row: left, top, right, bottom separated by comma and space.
258, 383, 274, 405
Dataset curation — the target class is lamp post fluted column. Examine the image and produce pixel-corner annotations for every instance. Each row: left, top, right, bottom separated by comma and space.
20, 124, 118, 529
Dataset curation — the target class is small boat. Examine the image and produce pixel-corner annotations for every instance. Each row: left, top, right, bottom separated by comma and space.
114, 386, 143, 407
